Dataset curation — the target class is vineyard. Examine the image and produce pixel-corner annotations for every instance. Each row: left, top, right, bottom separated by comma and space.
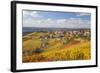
22, 30, 91, 63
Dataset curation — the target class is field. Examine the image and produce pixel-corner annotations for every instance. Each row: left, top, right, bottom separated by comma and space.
22, 29, 91, 63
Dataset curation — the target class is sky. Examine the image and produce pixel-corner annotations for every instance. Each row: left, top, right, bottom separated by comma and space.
23, 10, 91, 28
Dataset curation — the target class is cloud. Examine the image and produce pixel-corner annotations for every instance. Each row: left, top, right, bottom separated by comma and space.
23, 17, 90, 28
77, 13, 91, 16
23, 11, 90, 28
23, 11, 42, 18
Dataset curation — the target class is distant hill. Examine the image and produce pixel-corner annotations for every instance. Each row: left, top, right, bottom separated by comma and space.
23, 27, 90, 32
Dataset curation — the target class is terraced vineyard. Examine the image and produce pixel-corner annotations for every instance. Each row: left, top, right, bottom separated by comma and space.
22, 30, 91, 63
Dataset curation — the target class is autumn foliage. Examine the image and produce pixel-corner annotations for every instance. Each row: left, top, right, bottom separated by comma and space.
22, 29, 91, 63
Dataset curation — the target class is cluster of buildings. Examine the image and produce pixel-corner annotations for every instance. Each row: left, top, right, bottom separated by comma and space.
40, 29, 91, 40
38, 29, 91, 48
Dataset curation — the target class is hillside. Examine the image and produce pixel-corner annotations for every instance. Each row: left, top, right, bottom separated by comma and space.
22, 30, 91, 63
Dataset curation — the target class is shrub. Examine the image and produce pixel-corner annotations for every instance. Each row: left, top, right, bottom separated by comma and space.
34, 48, 44, 54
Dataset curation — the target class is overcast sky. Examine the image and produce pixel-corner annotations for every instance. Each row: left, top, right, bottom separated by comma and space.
23, 10, 91, 28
